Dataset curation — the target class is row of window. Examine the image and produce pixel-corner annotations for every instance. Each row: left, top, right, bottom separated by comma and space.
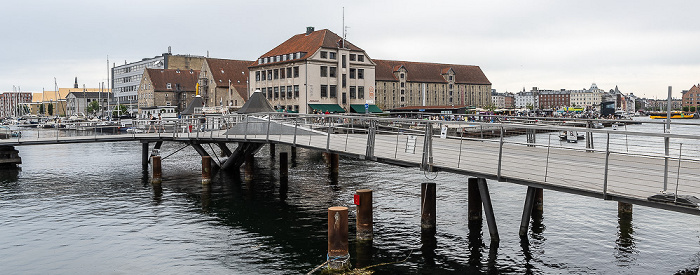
319, 66, 365, 79
261, 85, 300, 100
255, 67, 300, 81
319, 51, 365, 63
258, 52, 305, 65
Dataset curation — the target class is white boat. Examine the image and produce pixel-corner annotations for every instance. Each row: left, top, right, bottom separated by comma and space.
559, 130, 584, 142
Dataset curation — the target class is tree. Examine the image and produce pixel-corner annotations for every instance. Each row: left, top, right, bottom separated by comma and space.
112, 104, 128, 117
48, 104, 54, 116
526, 103, 533, 110
86, 100, 100, 115
39, 104, 45, 115
691, 106, 697, 112
683, 106, 689, 112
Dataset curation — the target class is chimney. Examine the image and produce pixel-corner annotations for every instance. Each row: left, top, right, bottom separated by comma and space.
306, 26, 314, 35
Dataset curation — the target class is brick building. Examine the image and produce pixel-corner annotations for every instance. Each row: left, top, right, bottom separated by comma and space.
373, 60, 491, 110
538, 90, 570, 109
682, 84, 700, 109
137, 68, 199, 112
198, 58, 251, 110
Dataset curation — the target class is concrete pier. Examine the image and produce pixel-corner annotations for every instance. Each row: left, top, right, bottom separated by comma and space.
355, 189, 373, 242
151, 155, 162, 184
202, 156, 212, 185
421, 182, 436, 230
327, 206, 349, 270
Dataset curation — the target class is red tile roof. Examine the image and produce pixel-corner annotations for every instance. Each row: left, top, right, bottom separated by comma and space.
145, 68, 200, 92
205, 58, 252, 100
374, 59, 491, 85
250, 29, 364, 68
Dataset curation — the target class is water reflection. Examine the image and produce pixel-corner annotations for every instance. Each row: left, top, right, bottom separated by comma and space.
420, 228, 437, 267
468, 220, 484, 268
151, 183, 162, 205
615, 210, 637, 264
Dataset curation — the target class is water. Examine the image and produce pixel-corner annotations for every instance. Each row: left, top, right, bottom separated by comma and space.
2, 119, 700, 274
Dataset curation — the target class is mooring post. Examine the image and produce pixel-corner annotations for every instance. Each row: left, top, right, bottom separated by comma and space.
291, 146, 297, 162
244, 153, 254, 181
421, 182, 437, 230
269, 143, 275, 160
477, 178, 499, 242
142, 142, 149, 171
533, 188, 543, 212
327, 206, 349, 270
519, 186, 537, 237
202, 156, 212, 185
468, 178, 483, 224
151, 155, 162, 184
618, 201, 633, 219
355, 189, 373, 242
330, 153, 339, 175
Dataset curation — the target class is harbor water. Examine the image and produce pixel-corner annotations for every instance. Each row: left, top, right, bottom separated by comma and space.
1, 118, 700, 274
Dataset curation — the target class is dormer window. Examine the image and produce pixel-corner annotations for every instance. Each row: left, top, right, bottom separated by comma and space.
357, 55, 364, 62
167, 83, 172, 89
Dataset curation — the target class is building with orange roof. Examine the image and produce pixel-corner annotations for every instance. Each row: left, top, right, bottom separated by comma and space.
198, 58, 252, 110
249, 27, 377, 114
137, 68, 199, 112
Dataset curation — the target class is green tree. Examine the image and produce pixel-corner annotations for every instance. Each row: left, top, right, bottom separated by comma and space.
526, 103, 533, 110
112, 104, 128, 117
683, 106, 689, 112
39, 104, 45, 115
86, 100, 100, 115
48, 104, 54, 116
691, 106, 697, 112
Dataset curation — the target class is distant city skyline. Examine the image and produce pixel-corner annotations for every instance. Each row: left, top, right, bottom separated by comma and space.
2, 0, 699, 99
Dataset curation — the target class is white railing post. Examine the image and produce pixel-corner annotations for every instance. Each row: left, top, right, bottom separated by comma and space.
497, 125, 504, 180
603, 132, 610, 198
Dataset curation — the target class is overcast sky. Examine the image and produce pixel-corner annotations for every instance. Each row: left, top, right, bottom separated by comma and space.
2, 0, 699, 99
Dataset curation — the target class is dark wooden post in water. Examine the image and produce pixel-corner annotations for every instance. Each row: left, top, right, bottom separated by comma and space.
141, 142, 149, 171
327, 206, 349, 270
355, 189, 373, 242
618, 201, 633, 218
519, 186, 538, 237
421, 182, 436, 230
330, 153, 339, 175
244, 153, 254, 181
151, 156, 162, 184
468, 178, 483, 223
269, 143, 275, 159
290, 146, 297, 163
279, 152, 288, 200
477, 178, 499, 242
533, 188, 543, 212
202, 156, 212, 184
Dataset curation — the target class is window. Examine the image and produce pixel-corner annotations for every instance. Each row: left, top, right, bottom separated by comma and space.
294, 105, 299, 111
280, 86, 285, 99
342, 55, 346, 68
267, 88, 272, 99
350, 68, 356, 79
320, 66, 328, 77
293, 66, 299, 78
273, 87, 278, 99
342, 74, 346, 88
287, 86, 292, 98
350, 86, 356, 99
294, 85, 299, 98
330, 85, 337, 98
401, 82, 405, 88
358, 55, 364, 62
287, 67, 292, 77
350, 54, 356, 61
321, 51, 327, 58
255, 71, 260, 81
274, 69, 279, 79
262, 87, 268, 98
449, 84, 453, 89
321, 85, 328, 97
330, 67, 336, 77
329, 52, 336, 59
267, 70, 272, 80
401, 96, 405, 102
449, 75, 453, 81
357, 69, 364, 79
358, 86, 364, 99
280, 68, 285, 79
401, 89, 405, 95
167, 83, 172, 89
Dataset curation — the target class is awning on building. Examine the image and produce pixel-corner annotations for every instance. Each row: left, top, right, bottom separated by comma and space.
308, 104, 346, 113
350, 104, 383, 113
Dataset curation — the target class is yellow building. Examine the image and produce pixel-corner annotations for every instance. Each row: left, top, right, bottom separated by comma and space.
30, 88, 110, 116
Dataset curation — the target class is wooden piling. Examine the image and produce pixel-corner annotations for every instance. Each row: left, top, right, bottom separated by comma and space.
202, 156, 212, 184
533, 188, 543, 212
142, 142, 149, 171
269, 143, 275, 159
327, 206, 349, 270
519, 186, 537, 237
618, 201, 633, 219
468, 178, 483, 224
477, 178, 499, 242
244, 153, 254, 181
151, 155, 162, 184
421, 182, 436, 230
291, 146, 297, 161
330, 153, 339, 175
356, 189, 373, 242
280, 152, 288, 200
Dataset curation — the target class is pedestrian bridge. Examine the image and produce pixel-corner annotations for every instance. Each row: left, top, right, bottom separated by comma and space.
3, 114, 700, 216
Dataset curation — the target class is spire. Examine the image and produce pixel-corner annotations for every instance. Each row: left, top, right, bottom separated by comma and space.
74, 77, 78, 88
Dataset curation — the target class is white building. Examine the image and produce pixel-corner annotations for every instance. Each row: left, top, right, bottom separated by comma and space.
249, 27, 377, 114
570, 83, 604, 111
491, 90, 506, 108
515, 89, 538, 109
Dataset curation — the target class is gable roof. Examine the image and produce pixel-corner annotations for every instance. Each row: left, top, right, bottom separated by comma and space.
237, 91, 274, 114
204, 58, 252, 101
145, 68, 200, 92
374, 59, 491, 85
250, 29, 364, 68
181, 95, 204, 115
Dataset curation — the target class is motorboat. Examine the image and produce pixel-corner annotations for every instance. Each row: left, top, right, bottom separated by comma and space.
559, 130, 584, 142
